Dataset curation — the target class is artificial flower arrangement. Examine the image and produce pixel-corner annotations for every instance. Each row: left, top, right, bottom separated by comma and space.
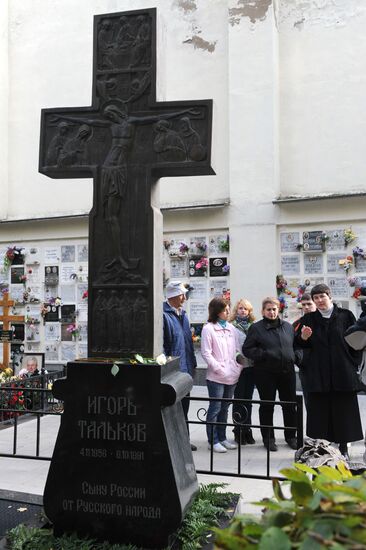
0, 283, 9, 297
344, 227, 357, 247
25, 315, 40, 328
338, 256, 354, 273
352, 246, 366, 260
0, 368, 26, 420
195, 257, 209, 272
195, 241, 207, 252
218, 235, 230, 253
276, 274, 288, 296
348, 276, 362, 287
66, 323, 79, 339
3, 246, 24, 270
179, 242, 189, 254
278, 295, 287, 313
347, 276, 366, 299
296, 284, 307, 302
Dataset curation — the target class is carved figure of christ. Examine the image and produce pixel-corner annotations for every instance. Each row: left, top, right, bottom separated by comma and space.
39, 8, 214, 358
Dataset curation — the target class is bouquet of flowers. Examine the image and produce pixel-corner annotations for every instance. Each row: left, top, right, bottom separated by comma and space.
179, 242, 189, 254
338, 256, 353, 273
344, 227, 357, 247
66, 323, 79, 339
4, 246, 24, 270
195, 257, 209, 272
276, 274, 288, 296
218, 235, 230, 253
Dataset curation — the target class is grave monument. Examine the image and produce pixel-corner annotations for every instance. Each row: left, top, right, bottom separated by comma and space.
39, 8, 213, 548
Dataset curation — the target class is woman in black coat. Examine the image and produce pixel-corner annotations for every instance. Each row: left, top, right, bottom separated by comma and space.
243, 296, 299, 452
295, 283, 363, 456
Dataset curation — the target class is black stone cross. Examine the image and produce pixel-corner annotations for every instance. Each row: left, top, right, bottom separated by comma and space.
39, 7, 214, 358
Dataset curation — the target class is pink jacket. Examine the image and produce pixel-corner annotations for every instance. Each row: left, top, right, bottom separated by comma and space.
201, 322, 243, 385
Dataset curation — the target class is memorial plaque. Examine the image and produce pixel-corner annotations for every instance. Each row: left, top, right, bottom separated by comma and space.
325, 229, 344, 251
10, 266, 24, 285
61, 304, 76, 323
327, 254, 345, 274
0, 330, 13, 343
44, 304, 60, 322
327, 277, 349, 298
303, 231, 324, 252
189, 255, 206, 277
355, 256, 366, 273
209, 257, 228, 277
44, 360, 196, 548
280, 232, 300, 253
304, 254, 323, 274
281, 255, 300, 275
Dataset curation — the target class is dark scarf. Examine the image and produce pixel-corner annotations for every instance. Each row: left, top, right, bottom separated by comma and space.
264, 317, 280, 328
234, 316, 251, 334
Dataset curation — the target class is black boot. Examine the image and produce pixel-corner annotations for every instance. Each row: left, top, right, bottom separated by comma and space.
264, 439, 277, 452
286, 438, 298, 450
245, 429, 255, 445
339, 442, 349, 459
234, 431, 246, 445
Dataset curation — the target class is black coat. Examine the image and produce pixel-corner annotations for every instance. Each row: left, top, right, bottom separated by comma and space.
243, 318, 298, 374
294, 305, 361, 392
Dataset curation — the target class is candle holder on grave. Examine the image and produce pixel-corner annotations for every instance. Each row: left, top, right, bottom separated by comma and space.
43, 358, 197, 548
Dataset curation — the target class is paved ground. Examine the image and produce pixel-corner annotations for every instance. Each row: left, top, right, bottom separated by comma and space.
0, 387, 365, 515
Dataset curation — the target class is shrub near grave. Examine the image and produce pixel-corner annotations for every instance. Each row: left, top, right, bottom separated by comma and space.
6, 483, 238, 550
215, 462, 366, 549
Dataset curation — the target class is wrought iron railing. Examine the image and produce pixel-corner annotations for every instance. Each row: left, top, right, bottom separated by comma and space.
0, 387, 303, 479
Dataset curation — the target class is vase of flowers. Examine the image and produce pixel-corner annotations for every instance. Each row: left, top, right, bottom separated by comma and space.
67, 323, 79, 340
218, 235, 230, 253
344, 227, 357, 247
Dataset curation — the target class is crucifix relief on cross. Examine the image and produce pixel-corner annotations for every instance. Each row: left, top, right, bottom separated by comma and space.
39, 8, 214, 358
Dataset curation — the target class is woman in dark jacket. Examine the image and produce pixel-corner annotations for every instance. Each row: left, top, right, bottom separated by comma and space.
243, 296, 298, 452
295, 283, 363, 457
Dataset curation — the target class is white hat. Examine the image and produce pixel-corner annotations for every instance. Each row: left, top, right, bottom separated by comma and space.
166, 281, 188, 299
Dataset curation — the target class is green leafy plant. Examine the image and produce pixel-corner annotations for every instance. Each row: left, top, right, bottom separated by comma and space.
7, 524, 138, 550
215, 462, 366, 549
173, 483, 238, 550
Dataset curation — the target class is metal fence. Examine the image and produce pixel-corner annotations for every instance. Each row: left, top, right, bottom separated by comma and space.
0, 385, 303, 480
188, 394, 303, 480
0, 370, 65, 460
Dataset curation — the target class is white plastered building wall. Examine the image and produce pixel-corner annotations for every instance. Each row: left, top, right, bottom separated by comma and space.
1, 0, 366, 318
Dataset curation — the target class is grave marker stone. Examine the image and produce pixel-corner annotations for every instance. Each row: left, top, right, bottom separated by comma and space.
40, 8, 214, 548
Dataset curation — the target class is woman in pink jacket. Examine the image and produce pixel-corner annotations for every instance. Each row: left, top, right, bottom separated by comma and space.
201, 298, 243, 453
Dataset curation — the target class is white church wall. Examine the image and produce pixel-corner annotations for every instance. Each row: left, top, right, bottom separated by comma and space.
278, 0, 366, 198
0, 0, 9, 220
4, 0, 228, 221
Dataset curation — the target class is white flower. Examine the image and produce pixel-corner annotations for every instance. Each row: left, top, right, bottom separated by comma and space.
155, 353, 167, 366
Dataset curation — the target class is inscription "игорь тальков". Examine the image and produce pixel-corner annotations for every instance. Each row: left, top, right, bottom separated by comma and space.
77, 395, 146, 442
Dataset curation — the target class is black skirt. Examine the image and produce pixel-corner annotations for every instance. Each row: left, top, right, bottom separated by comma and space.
306, 391, 363, 443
